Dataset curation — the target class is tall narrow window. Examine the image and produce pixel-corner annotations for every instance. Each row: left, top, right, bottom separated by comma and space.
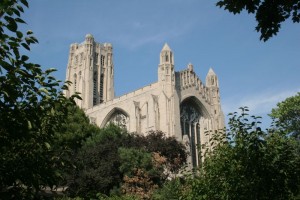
80, 53, 83, 63
93, 71, 97, 105
100, 73, 104, 103
191, 123, 196, 167
165, 54, 169, 62
95, 53, 99, 64
75, 55, 78, 65
196, 124, 201, 166
74, 74, 77, 92
101, 55, 105, 66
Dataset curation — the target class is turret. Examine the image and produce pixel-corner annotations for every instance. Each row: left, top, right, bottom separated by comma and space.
85, 33, 94, 44
206, 68, 224, 129
206, 68, 219, 88
158, 43, 175, 97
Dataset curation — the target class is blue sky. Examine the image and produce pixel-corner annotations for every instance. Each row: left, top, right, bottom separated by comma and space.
21, 0, 300, 129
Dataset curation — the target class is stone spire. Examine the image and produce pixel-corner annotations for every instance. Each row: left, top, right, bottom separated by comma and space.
162, 43, 171, 51
206, 68, 218, 87
158, 43, 175, 96
159, 43, 174, 65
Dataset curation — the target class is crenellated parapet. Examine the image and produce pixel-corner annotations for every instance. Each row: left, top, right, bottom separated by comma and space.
177, 64, 212, 104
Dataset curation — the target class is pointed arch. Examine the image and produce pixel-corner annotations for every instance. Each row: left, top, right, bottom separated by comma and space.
101, 107, 130, 130
180, 96, 210, 167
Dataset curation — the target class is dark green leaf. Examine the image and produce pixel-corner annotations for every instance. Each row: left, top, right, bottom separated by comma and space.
16, 31, 23, 38
21, 55, 29, 61
45, 68, 57, 74
0, 60, 13, 71
15, 18, 26, 24
21, 42, 30, 50
16, 5, 24, 13
27, 30, 33, 35
20, 0, 29, 8
13, 8, 21, 17
7, 22, 17, 32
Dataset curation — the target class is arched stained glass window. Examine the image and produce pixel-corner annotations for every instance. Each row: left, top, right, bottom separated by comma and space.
105, 110, 129, 130
180, 98, 203, 167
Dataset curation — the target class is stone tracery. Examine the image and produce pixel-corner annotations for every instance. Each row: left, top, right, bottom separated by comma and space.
180, 99, 203, 167
106, 110, 129, 130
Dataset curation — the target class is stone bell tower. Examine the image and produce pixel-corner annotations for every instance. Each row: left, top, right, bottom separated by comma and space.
65, 34, 114, 110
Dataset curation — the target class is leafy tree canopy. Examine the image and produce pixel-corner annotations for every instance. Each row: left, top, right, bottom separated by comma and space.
216, 0, 300, 41
54, 104, 101, 152
270, 92, 300, 139
125, 131, 187, 173
67, 124, 125, 198
0, 0, 78, 198
66, 125, 187, 199
182, 107, 300, 200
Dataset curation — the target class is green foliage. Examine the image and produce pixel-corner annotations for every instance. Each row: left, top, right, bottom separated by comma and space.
84, 123, 126, 147
182, 107, 300, 200
0, 1, 78, 198
96, 194, 139, 200
53, 105, 102, 188
55, 194, 139, 200
126, 131, 187, 174
67, 124, 127, 198
151, 178, 183, 200
216, 0, 300, 41
270, 92, 300, 139
119, 148, 153, 176
66, 126, 187, 199
54, 105, 100, 151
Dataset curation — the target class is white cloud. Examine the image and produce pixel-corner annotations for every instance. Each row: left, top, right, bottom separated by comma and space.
223, 88, 300, 116
222, 88, 299, 129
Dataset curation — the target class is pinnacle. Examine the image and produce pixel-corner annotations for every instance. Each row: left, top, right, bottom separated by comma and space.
85, 33, 94, 38
207, 68, 216, 75
162, 43, 171, 51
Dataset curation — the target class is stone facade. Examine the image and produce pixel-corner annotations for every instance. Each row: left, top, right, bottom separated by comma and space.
65, 34, 225, 167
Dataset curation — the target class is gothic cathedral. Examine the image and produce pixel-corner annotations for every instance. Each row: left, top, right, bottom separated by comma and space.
65, 34, 225, 167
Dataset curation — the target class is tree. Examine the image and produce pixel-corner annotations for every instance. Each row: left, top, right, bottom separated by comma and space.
66, 124, 127, 198
151, 178, 184, 200
66, 126, 187, 199
119, 148, 159, 199
126, 131, 187, 174
270, 92, 300, 139
216, 0, 300, 41
182, 107, 300, 200
0, 0, 78, 198
53, 105, 102, 187
54, 104, 101, 152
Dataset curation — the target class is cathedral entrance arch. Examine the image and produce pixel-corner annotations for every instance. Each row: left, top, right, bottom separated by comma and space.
180, 96, 209, 167
101, 108, 129, 130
